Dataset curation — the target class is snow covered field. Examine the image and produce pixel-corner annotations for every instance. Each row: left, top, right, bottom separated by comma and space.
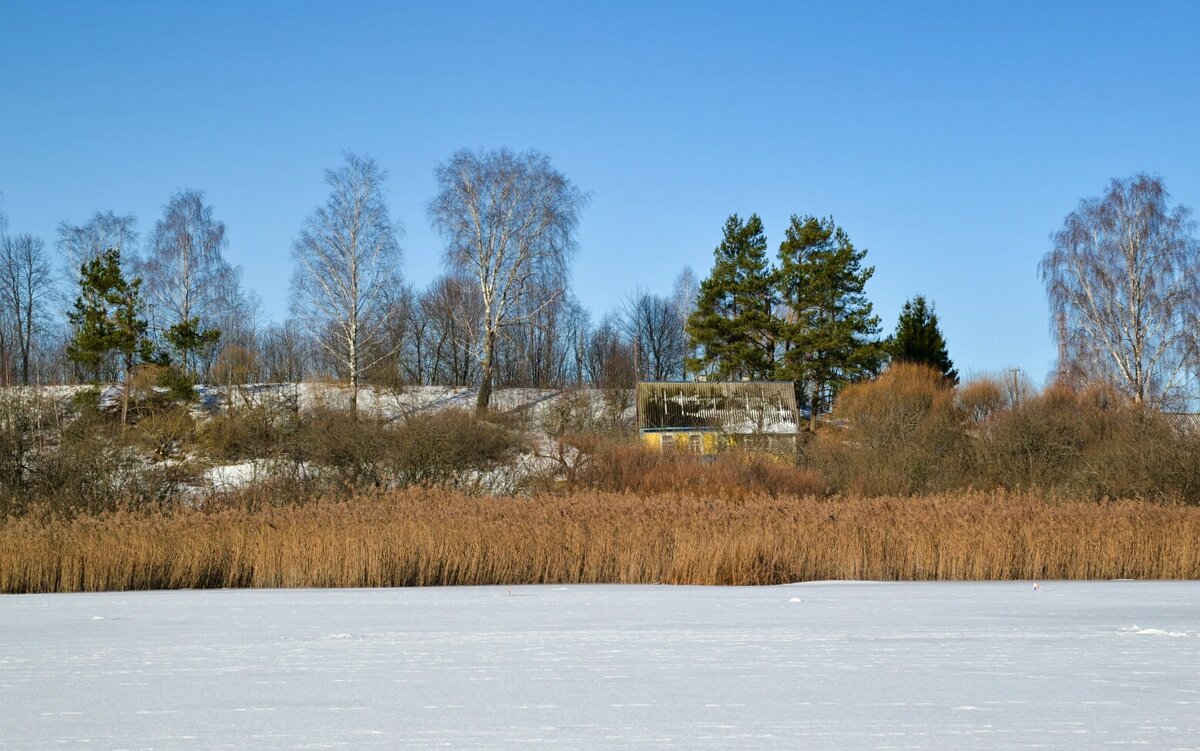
3, 582, 1199, 750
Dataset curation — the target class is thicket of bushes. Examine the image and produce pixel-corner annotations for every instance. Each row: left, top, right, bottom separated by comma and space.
1, 364, 1197, 522
809, 364, 1200, 502
0, 386, 525, 517
4, 371, 1200, 592
543, 364, 1199, 504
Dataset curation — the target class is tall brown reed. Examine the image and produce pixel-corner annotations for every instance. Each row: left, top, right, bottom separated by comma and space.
4, 489, 1199, 593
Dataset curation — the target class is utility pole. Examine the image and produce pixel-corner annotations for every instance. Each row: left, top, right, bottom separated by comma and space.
1009, 368, 1022, 407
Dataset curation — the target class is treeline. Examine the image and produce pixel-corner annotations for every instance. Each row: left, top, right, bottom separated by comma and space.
0, 151, 701, 412
0, 150, 950, 420
1, 167, 1196, 422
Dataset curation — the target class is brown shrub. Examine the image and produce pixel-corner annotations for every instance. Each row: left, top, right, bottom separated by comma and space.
957, 377, 1007, 424
198, 403, 292, 461
133, 407, 196, 461
569, 437, 825, 498
980, 383, 1200, 501
385, 409, 525, 489
806, 367, 1200, 503
812, 363, 970, 495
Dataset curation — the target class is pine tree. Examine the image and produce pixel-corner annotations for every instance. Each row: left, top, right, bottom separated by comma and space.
164, 317, 221, 375
889, 295, 957, 382
67, 249, 160, 423
685, 214, 778, 380
775, 215, 884, 426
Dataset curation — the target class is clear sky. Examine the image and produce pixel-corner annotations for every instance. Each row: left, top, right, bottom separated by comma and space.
2, 1, 1198, 384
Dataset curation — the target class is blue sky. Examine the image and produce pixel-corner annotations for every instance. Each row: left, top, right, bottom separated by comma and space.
2, 1, 1199, 383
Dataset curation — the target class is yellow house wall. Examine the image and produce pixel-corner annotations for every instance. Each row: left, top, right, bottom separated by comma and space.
641, 431, 799, 457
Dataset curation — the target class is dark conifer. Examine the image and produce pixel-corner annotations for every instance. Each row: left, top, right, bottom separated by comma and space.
67, 248, 160, 422
685, 214, 778, 380
775, 215, 883, 425
889, 295, 957, 382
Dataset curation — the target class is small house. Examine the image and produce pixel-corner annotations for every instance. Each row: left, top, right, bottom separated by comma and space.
636, 380, 802, 455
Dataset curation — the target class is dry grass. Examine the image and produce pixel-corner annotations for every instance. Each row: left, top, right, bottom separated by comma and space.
4, 489, 1199, 593
558, 436, 825, 497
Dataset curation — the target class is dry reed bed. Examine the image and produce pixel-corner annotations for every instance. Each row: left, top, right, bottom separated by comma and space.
3, 490, 1199, 593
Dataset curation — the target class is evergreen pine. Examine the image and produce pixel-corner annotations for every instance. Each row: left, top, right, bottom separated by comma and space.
67, 249, 160, 422
685, 214, 778, 379
889, 295, 957, 382
164, 317, 221, 377
775, 215, 884, 426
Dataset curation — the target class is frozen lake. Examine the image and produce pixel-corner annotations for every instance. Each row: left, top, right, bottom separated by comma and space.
2, 582, 1199, 750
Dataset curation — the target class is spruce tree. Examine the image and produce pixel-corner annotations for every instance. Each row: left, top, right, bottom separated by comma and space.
67, 248, 159, 422
775, 215, 883, 426
889, 295, 957, 382
685, 214, 778, 380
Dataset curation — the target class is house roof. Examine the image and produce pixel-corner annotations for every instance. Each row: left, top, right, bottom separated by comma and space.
635, 381, 801, 434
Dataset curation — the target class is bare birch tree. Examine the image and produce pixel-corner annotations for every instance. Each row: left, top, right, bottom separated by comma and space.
429, 148, 587, 413
291, 153, 402, 415
56, 211, 139, 285
0, 235, 54, 384
143, 190, 236, 376
1041, 174, 1200, 407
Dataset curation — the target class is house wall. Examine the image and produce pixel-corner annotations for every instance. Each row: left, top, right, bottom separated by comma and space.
640, 430, 800, 456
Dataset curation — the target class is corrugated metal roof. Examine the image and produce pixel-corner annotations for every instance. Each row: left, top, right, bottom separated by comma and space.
636, 381, 801, 434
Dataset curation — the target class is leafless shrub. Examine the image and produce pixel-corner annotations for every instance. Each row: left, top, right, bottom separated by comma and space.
385, 409, 524, 489
812, 363, 971, 495
197, 402, 294, 462
561, 437, 824, 498
980, 383, 1200, 501
133, 407, 195, 461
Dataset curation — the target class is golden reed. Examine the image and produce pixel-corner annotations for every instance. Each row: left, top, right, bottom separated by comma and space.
3, 489, 1199, 593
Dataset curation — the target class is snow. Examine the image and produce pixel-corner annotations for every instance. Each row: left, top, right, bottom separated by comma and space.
3, 582, 1200, 749
194, 383, 624, 425
203, 460, 269, 490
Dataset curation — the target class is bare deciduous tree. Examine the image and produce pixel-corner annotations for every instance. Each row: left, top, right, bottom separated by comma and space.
0, 235, 54, 384
291, 153, 403, 415
143, 190, 237, 375
420, 273, 482, 387
499, 285, 574, 388
56, 211, 139, 283
671, 266, 699, 380
560, 297, 590, 387
259, 321, 311, 383
584, 313, 635, 389
429, 148, 587, 413
363, 282, 418, 390
1041, 174, 1200, 407
621, 289, 687, 381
